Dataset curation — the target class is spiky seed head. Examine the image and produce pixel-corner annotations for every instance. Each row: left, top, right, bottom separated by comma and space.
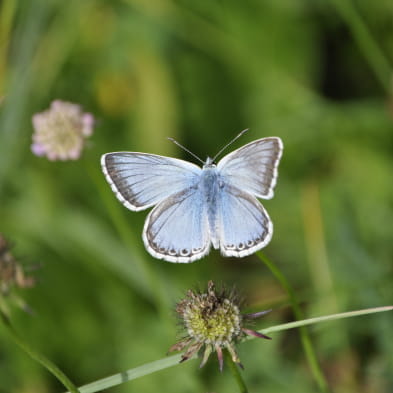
169, 280, 271, 371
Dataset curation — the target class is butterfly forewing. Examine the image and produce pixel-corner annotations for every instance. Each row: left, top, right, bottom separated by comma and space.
101, 153, 201, 211
143, 187, 210, 263
217, 184, 272, 257
217, 137, 283, 199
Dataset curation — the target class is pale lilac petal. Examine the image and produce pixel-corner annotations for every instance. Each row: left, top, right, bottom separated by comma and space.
47, 151, 58, 161
31, 143, 46, 156
81, 113, 94, 136
51, 100, 62, 109
68, 148, 81, 160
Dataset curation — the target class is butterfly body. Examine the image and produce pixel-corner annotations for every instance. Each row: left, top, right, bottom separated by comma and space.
101, 137, 283, 263
199, 160, 218, 248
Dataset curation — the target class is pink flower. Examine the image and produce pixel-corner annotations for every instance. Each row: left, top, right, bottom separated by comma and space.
31, 100, 94, 161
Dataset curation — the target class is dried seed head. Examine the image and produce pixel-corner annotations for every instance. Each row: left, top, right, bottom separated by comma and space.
169, 281, 271, 371
0, 235, 35, 296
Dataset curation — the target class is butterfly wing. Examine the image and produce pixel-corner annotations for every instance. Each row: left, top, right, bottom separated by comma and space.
101, 152, 202, 211
217, 184, 272, 257
143, 186, 210, 263
217, 137, 283, 199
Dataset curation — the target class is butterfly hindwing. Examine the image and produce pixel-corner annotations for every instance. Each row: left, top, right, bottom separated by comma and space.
217, 184, 272, 257
101, 152, 201, 211
143, 186, 210, 263
217, 137, 283, 199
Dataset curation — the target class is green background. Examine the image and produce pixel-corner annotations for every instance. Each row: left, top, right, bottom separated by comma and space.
0, 0, 392, 392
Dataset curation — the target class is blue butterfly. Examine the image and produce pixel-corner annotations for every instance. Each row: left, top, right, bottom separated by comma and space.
101, 132, 283, 263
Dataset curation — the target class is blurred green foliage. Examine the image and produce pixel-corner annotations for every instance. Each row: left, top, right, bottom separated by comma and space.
0, 0, 392, 392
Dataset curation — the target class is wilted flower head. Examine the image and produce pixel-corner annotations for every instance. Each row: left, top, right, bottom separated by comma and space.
31, 100, 94, 161
169, 280, 271, 371
0, 235, 35, 297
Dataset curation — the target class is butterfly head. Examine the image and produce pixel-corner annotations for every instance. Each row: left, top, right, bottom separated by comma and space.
203, 157, 216, 169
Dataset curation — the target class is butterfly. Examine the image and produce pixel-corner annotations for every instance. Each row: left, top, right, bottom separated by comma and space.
101, 132, 283, 263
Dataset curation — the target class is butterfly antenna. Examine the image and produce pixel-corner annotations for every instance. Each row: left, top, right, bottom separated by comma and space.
212, 128, 249, 161
167, 137, 205, 164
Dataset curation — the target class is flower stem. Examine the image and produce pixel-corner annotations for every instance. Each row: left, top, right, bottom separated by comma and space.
0, 310, 80, 393
260, 306, 393, 335
256, 251, 329, 393
67, 306, 392, 393
225, 350, 248, 393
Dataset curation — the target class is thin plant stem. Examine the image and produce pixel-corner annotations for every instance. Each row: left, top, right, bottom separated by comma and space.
256, 251, 329, 393
225, 350, 248, 393
259, 306, 393, 335
329, 0, 392, 93
66, 305, 392, 393
0, 310, 80, 393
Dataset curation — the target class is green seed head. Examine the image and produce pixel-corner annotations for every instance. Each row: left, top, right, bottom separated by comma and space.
181, 292, 242, 345
169, 280, 271, 371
